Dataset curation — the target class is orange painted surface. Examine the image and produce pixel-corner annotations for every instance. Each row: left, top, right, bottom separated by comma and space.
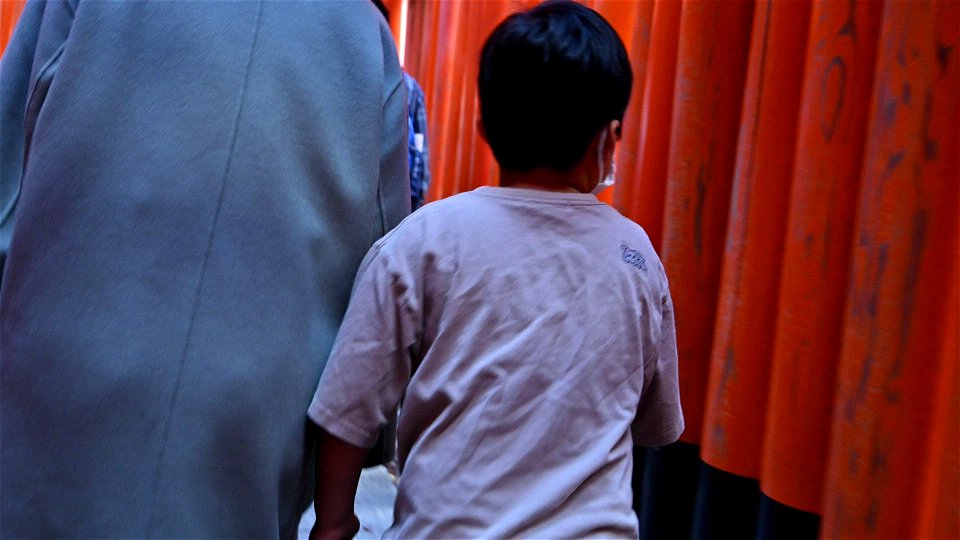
701, 0, 812, 480
410, 1, 515, 202
609, 0, 654, 242
614, 0, 680, 253
1, 0, 26, 53
383, 0, 405, 54
918, 268, 959, 540
821, 0, 959, 537
759, 0, 883, 514
660, 0, 754, 445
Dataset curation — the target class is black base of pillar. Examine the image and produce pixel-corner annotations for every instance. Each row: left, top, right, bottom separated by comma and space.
755, 493, 820, 540
634, 444, 822, 540
692, 462, 760, 539
632, 445, 647, 510
636, 442, 701, 540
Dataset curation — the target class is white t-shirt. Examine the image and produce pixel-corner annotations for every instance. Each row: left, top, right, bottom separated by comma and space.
309, 186, 683, 539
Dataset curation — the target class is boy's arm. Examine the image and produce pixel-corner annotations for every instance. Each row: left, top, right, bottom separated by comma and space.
307, 240, 420, 538
632, 293, 685, 446
309, 429, 368, 540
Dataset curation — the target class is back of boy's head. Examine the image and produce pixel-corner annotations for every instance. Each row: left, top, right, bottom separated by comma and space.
478, 0, 632, 173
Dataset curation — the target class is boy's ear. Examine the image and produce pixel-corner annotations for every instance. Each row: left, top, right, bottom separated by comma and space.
603, 120, 621, 162
477, 118, 488, 143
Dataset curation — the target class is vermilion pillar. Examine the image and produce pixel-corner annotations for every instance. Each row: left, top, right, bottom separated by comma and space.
760, 0, 883, 514
616, 0, 681, 253
0, 0, 26, 52
822, 0, 959, 536
609, 0, 654, 232
660, 0, 754, 446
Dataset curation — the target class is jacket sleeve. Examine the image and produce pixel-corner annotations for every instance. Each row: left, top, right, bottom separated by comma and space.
375, 20, 410, 237
0, 0, 75, 284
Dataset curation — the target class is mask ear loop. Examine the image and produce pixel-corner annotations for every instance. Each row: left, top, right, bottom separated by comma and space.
591, 129, 615, 195
597, 129, 608, 181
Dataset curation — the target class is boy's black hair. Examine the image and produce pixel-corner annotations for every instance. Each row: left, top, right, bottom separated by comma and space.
478, 0, 632, 172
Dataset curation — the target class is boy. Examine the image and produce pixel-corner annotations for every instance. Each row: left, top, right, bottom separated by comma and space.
308, 1, 683, 538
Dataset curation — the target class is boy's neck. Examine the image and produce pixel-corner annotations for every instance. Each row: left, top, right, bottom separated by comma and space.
499, 167, 592, 194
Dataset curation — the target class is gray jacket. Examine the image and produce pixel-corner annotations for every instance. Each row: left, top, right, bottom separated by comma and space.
0, 1, 408, 537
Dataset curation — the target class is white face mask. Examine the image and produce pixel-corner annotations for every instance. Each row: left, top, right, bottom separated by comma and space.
591, 129, 616, 195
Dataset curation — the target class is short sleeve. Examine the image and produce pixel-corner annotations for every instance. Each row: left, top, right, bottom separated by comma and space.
631, 293, 684, 446
308, 245, 418, 448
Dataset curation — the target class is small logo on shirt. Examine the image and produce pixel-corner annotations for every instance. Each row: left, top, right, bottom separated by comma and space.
620, 243, 647, 271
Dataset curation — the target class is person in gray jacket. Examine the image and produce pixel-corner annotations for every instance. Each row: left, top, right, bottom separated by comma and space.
0, 1, 409, 537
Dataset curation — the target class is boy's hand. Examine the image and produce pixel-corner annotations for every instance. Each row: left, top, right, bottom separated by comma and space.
308, 513, 360, 540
